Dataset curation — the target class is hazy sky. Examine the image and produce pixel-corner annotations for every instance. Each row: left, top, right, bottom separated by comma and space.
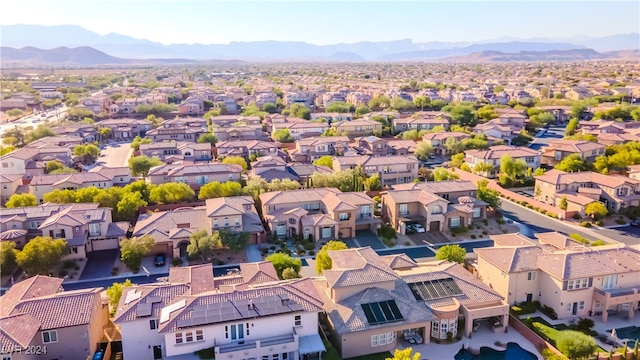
3, 0, 639, 45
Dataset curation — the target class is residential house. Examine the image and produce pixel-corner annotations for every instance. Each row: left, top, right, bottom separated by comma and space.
352, 136, 394, 157
115, 263, 325, 360
79, 95, 111, 114
0, 145, 73, 176
310, 112, 353, 123
566, 88, 593, 100
272, 118, 329, 141
88, 165, 132, 186
53, 124, 98, 142
386, 140, 417, 156
213, 125, 265, 142
215, 139, 281, 160
284, 92, 315, 108
286, 163, 333, 183
333, 155, 420, 186
139, 142, 212, 163
0, 276, 108, 360
259, 188, 379, 240
315, 247, 508, 359
345, 92, 372, 106
392, 115, 450, 133
97, 118, 152, 141
540, 140, 606, 167
210, 115, 262, 128
146, 117, 208, 142
597, 133, 640, 146
132, 196, 264, 256
0, 173, 23, 206
250, 156, 300, 182
330, 119, 382, 138
147, 163, 242, 189
29, 172, 113, 203
475, 232, 640, 322
534, 169, 640, 214
26, 135, 83, 148
292, 136, 350, 162
178, 96, 204, 115
391, 180, 481, 205
464, 146, 541, 178
421, 132, 471, 156
381, 183, 487, 234
579, 120, 625, 135
538, 106, 571, 124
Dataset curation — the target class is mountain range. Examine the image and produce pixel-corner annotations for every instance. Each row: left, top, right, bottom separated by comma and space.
1, 24, 639, 64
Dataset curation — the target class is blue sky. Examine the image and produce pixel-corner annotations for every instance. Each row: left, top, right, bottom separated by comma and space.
3, 1, 639, 45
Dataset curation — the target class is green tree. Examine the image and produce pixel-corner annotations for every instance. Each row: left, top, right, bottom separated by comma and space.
128, 156, 163, 177
355, 105, 371, 117
5, 193, 37, 208
414, 142, 434, 161
477, 105, 498, 121
130, 136, 153, 151
473, 162, 495, 175
556, 330, 597, 360
287, 103, 311, 119
448, 105, 477, 127
0, 145, 16, 155
392, 98, 415, 111
198, 181, 243, 199
312, 155, 334, 169
315, 240, 348, 274
413, 96, 430, 111
267, 178, 302, 191
16, 236, 67, 276
265, 253, 302, 279
585, 202, 608, 221
106, 279, 132, 315
99, 127, 112, 140
325, 101, 352, 113
281, 267, 300, 280
500, 155, 527, 180
72, 144, 100, 164
555, 154, 591, 172
445, 137, 465, 154
262, 102, 277, 113
197, 133, 217, 146
43, 189, 77, 204
149, 182, 195, 204
433, 168, 459, 181
565, 118, 580, 136
120, 235, 155, 273
186, 230, 222, 261
571, 103, 586, 119
0, 241, 18, 275
364, 174, 381, 191
477, 179, 501, 209
6, 108, 23, 117
26, 125, 55, 143
386, 348, 421, 360
435, 244, 466, 264
2, 128, 26, 147
219, 229, 249, 254
272, 129, 293, 143
368, 95, 391, 111
116, 191, 148, 221
134, 103, 177, 115
559, 197, 568, 210
222, 156, 248, 171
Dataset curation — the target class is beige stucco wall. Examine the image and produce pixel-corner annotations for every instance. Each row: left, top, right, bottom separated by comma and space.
337, 321, 430, 359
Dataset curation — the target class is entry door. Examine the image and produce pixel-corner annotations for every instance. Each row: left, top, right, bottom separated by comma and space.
231, 323, 245, 341
526, 293, 533, 303
153, 345, 162, 359
429, 221, 440, 232
572, 302, 578, 316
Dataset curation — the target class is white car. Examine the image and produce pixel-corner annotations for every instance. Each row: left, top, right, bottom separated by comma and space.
413, 224, 426, 233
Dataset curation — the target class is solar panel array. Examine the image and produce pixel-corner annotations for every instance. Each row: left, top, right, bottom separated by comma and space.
407, 278, 463, 301
124, 290, 142, 305
175, 294, 302, 329
361, 300, 404, 326
136, 302, 153, 317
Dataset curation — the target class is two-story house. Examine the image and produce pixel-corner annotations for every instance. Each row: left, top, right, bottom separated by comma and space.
420, 132, 471, 156
29, 172, 119, 203
1, 145, 73, 177
310, 112, 353, 123
352, 136, 394, 157
272, 118, 329, 141
259, 188, 378, 241
97, 118, 152, 141
464, 146, 541, 178
534, 169, 640, 214
392, 115, 450, 133
215, 140, 281, 160
250, 156, 300, 182
292, 136, 350, 162
146, 117, 208, 142
330, 119, 382, 138
333, 155, 420, 186
139, 142, 212, 163
133, 196, 264, 257
475, 232, 640, 322
0, 276, 108, 360
540, 140, 606, 167
147, 163, 242, 189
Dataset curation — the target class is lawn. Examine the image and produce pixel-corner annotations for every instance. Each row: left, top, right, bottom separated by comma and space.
532, 321, 607, 354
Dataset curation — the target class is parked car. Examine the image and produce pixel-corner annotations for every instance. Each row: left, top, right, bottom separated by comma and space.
155, 253, 166, 267
413, 224, 426, 233
631, 220, 640, 227
92, 350, 105, 360
405, 224, 416, 234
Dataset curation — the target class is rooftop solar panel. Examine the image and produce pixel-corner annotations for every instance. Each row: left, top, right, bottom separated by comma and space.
360, 300, 404, 325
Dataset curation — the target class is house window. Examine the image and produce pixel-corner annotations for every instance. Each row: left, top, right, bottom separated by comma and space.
371, 334, 379, 347
196, 330, 204, 341
277, 225, 286, 236
304, 229, 310, 240
289, 218, 297, 225
321, 227, 331, 239
361, 206, 371, 215
225, 323, 245, 341
579, 301, 585, 310
149, 319, 158, 330
89, 223, 101, 237
473, 207, 481, 218
185, 331, 193, 342
566, 303, 572, 313
339, 213, 349, 221
42, 330, 58, 344
528, 272, 536, 281
213, 219, 218, 228
224, 218, 229, 227
432, 205, 443, 215
175, 333, 183, 344
450, 217, 461, 228
295, 315, 302, 327
594, 301, 602, 309
602, 275, 617, 289
432, 321, 439, 335
235, 218, 240, 226
399, 204, 408, 215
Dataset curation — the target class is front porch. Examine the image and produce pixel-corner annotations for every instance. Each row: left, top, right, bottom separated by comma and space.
593, 286, 640, 322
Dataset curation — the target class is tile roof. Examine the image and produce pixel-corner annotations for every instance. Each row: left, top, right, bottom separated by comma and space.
0, 275, 63, 316
536, 246, 640, 280
546, 139, 605, 153
11, 288, 101, 330
0, 313, 41, 350
475, 245, 542, 273
535, 169, 634, 189
168, 264, 215, 295
239, 262, 280, 285
392, 180, 476, 193
113, 283, 190, 323
323, 247, 399, 288
259, 188, 340, 206
465, 145, 540, 160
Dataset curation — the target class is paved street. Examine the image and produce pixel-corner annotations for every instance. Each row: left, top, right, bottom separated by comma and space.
98, 142, 134, 168
500, 200, 631, 245
597, 226, 640, 246
528, 126, 564, 151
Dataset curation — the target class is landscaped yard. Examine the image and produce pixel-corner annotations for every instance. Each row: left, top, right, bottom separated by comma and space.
526, 317, 607, 354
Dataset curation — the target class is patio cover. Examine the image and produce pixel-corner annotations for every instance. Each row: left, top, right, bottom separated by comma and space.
298, 334, 326, 355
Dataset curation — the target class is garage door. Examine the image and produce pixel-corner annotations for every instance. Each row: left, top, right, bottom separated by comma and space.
340, 228, 352, 239
91, 237, 119, 251
150, 243, 171, 257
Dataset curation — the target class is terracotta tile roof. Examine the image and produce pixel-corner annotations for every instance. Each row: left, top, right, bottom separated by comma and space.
0, 313, 41, 350
113, 283, 190, 323
536, 246, 640, 280
259, 188, 339, 206
301, 214, 338, 227
168, 264, 215, 295
475, 245, 541, 273
11, 288, 101, 330
392, 180, 476, 194
547, 139, 605, 153
420, 131, 470, 141
465, 145, 540, 160
535, 169, 634, 189
384, 189, 444, 205
323, 247, 399, 288
239, 261, 279, 285
0, 275, 63, 316
490, 233, 536, 247
380, 254, 417, 270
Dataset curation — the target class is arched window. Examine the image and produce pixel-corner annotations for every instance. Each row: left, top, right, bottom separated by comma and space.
432, 205, 443, 215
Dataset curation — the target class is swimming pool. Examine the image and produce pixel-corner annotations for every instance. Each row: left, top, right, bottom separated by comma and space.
608, 326, 640, 343
454, 342, 537, 360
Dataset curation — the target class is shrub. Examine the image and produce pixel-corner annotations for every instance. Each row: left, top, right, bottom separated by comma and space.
63, 260, 76, 269
59, 269, 68, 277
308, 250, 315, 256
541, 349, 566, 360
591, 240, 606, 246
303, 242, 315, 250
483, 219, 488, 226
580, 221, 592, 228
541, 305, 558, 320
470, 235, 477, 239
616, 218, 627, 224
171, 258, 183, 266
547, 212, 558, 219
297, 249, 306, 256
478, 234, 483, 238
595, 220, 603, 226
377, 224, 397, 240
496, 217, 505, 225
404, 241, 411, 246
450, 227, 468, 235
482, 230, 488, 235
572, 213, 581, 220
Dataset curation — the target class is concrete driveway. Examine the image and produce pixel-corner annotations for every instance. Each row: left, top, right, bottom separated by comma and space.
354, 230, 385, 250
99, 143, 134, 168
409, 231, 450, 245
80, 249, 119, 279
